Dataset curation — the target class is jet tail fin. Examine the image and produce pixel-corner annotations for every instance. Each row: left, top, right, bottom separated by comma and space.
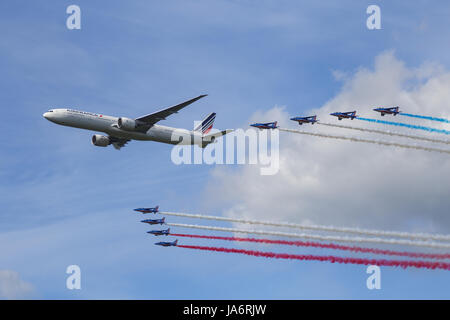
194, 112, 216, 134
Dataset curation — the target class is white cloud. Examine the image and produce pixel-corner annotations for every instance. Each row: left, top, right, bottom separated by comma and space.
0, 270, 35, 300
207, 51, 450, 234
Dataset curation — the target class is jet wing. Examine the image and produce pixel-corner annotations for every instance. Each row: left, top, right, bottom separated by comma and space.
135, 95, 207, 126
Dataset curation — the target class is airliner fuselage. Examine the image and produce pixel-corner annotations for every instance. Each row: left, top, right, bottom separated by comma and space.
43, 108, 196, 145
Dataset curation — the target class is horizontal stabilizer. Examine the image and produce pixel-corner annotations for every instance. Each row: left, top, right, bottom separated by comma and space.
201, 129, 233, 148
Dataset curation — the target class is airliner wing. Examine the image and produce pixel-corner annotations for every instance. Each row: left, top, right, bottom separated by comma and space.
109, 136, 130, 150
135, 95, 207, 126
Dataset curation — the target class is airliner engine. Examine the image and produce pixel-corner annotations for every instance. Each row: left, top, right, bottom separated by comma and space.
117, 117, 138, 131
91, 134, 109, 147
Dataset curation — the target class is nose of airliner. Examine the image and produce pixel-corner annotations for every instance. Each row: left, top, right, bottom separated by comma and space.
43, 111, 56, 122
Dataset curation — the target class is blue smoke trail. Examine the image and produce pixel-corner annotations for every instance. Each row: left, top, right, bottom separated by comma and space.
399, 113, 450, 124
356, 117, 450, 135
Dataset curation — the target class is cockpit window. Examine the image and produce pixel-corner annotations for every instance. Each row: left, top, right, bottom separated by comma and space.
47, 110, 54, 112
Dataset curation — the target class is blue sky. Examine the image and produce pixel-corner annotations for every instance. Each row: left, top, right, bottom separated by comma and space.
1, 1, 450, 299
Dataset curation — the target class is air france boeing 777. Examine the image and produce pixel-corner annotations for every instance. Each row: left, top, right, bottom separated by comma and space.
43, 95, 231, 149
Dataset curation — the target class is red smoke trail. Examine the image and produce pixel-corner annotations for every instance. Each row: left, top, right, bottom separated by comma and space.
171, 233, 450, 260
177, 245, 450, 271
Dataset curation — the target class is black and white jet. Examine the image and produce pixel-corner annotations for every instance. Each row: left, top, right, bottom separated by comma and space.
43, 95, 231, 149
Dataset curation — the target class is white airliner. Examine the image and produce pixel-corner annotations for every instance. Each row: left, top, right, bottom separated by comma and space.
43, 95, 231, 149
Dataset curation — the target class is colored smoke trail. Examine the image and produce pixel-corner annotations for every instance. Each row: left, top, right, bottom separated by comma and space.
178, 245, 450, 271
400, 113, 450, 124
278, 128, 450, 155
171, 233, 450, 260
160, 211, 450, 242
166, 223, 450, 249
356, 117, 450, 135
317, 122, 450, 145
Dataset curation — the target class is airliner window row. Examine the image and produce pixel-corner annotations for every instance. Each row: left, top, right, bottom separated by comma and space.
66, 109, 99, 117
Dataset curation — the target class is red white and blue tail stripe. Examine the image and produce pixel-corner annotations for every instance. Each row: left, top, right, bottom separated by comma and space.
195, 112, 216, 135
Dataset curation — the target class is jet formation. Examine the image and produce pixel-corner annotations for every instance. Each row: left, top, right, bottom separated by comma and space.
251, 106, 401, 128
43, 96, 400, 147
132, 206, 178, 246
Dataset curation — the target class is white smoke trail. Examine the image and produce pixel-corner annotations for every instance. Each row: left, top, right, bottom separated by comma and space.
166, 223, 450, 249
317, 122, 450, 145
160, 211, 450, 242
279, 128, 450, 155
